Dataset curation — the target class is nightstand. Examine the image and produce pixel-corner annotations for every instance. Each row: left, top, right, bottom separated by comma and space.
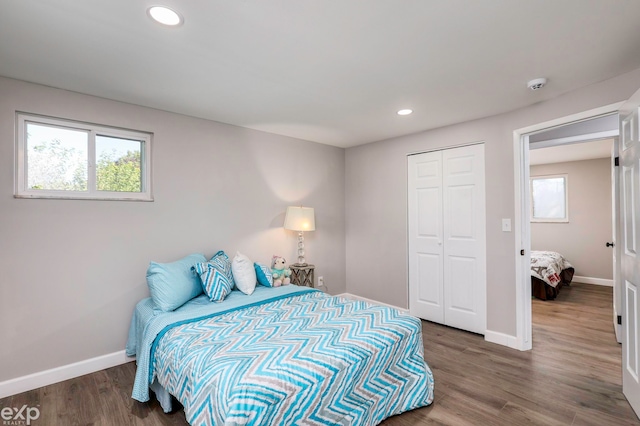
290, 264, 315, 288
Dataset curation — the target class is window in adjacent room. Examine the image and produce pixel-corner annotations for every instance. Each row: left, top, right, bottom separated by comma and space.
530, 174, 568, 222
15, 113, 152, 201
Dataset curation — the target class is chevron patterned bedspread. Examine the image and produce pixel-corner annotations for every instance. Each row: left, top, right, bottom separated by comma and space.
151, 289, 434, 425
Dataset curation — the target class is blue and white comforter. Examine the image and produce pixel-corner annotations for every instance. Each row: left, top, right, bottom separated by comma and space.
128, 286, 434, 425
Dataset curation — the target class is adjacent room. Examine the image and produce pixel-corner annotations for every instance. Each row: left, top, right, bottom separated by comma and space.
528, 115, 617, 303
529, 138, 615, 309
2, 1, 640, 425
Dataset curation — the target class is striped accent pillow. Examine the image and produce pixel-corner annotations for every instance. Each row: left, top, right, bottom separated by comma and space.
211, 250, 235, 287
192, 262, 233, 302
192, 251, 235, 302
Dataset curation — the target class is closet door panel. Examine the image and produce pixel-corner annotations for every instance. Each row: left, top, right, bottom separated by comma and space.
408, 151, 444, 323
443, 145, 486, 334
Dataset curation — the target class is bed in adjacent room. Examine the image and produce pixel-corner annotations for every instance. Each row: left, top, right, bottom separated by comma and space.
531, 250, 575, 300
126, 284, 434, 425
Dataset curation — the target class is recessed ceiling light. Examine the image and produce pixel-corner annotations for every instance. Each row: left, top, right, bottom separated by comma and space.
147, 6, 183, 26
397, 109, 413, 116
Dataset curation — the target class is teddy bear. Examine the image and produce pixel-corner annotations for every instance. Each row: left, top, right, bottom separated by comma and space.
271, 256, 291, 286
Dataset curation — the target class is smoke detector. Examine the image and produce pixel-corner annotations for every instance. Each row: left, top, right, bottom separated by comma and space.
527, 78, 547, 91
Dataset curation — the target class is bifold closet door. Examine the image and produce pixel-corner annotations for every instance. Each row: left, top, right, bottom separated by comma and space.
408, 144, 486, 335
408, 150, 444, 324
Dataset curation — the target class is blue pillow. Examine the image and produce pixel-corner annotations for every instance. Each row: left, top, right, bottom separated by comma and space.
192, 261, 233, 302
254, 262, 274, 287
146, 253, 206, 311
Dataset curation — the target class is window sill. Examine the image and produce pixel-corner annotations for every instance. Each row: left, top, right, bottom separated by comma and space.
14, 193, 154, 201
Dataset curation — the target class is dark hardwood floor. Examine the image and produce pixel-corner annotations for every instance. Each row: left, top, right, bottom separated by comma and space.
2, 282, 638, 425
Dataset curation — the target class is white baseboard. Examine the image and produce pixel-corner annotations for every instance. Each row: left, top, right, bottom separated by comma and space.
573, 275, 613, 287
484, 330, 521, 350
0, 350, 134, 399
334, 292, 409, 313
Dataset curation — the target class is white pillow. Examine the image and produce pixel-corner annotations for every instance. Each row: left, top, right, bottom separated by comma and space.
231, 251, 257, 295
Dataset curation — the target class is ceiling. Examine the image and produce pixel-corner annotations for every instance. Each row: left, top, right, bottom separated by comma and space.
530, 139, 613, 166
2, 1, 640, 148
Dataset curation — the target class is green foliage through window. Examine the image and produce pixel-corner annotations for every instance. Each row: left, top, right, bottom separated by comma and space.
97, 150, 142, 192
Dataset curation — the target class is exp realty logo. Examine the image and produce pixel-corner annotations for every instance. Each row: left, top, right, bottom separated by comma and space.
1, 405, 40, 425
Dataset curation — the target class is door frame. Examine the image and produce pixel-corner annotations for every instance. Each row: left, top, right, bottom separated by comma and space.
512, 102, 623, 351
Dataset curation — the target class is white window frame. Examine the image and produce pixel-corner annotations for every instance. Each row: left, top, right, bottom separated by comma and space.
15, 113, 153, 201
530, 174, 568, 223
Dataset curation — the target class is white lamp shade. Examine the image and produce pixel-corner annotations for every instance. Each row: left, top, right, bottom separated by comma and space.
284, 206, 315, 231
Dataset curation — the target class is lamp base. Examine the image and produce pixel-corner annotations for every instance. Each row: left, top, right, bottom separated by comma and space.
296, 231, 307, 266
292, 262, 308, 267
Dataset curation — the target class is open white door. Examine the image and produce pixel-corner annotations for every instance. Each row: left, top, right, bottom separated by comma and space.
619, 86, 640, 418
613, 138, 622, 343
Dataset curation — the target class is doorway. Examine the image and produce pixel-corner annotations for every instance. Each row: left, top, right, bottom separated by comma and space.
512, 102, 623, 351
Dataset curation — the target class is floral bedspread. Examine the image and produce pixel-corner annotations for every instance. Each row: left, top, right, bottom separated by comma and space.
531, 250, 573, 288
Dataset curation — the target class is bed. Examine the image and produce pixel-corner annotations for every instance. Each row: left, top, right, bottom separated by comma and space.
126, 285, 434, 425
531, 250, 575, 300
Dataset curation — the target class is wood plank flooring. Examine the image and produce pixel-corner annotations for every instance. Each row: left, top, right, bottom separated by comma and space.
1, 282, 638, 425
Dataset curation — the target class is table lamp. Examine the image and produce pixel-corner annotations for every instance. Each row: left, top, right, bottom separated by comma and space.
284, 206, 315, 266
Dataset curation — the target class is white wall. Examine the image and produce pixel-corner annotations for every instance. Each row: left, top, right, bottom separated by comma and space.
530, 158, 613, 280
345, 67, 640, 337
0, 77, 346, 382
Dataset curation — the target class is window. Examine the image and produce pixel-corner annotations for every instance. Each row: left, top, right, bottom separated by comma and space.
15, 113, 152, 201
530, 175, 568, 222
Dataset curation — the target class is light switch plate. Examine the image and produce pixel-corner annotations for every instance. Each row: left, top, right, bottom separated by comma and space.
502, 218, 512, 232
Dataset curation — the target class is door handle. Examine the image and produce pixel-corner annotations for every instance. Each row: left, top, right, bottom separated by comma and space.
606, 242, 615, 247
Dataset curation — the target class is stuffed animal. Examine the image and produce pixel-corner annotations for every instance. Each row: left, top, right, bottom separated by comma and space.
271, 256, 291, 286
